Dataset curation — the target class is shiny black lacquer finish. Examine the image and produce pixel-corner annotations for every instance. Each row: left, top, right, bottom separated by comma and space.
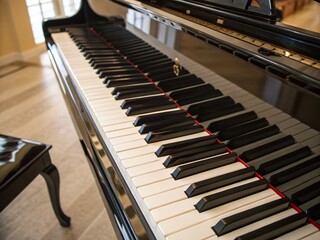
0, 134, 70, 227
148, 0, 320, 60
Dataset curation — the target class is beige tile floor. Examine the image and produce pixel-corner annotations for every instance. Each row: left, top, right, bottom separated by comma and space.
0, 53, 116, 240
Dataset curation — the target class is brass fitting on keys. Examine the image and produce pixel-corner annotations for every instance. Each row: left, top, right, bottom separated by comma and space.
173, 57, 181, 76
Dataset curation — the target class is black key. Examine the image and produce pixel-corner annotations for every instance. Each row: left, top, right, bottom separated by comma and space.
133, 110, 186, 126
87, 53, 123, 59
93, 61, 130, 69
112, 39, 143, 48
120, 45, 155, 54
125, 49, 160, 59
240, 135, 295, 162
269, 155, 320, 186
163, 143, 227, 167
258, 146, 312, 175
114, 85, 161, 100
123, 98, 172, 110
195, 179, 268, 212
131, 53, 167, 65
146, 65, 181, 77
124, 97, 176, 111
80, 44, 108, 49
105, 73, 146, 81
121, 44, 155, 53
306, 203, 320, 221
89, 57, 124, 64
121, 95, 168, 109
187, 96, 235, 116
235, 212, 307, 240
227, 125, 280, 150
149, 69, 189, 81
99, 68, 138, 78
170, 84, 222, 105
80, 45, 109, 51
112, 83, 155, 95
126, 101, 177, 116
207, 111, 258, 133
213, 198, 290, 236
280, 168, 320, 194
196, 103, 244, 122
105, 77, 148, 87
85, 52, 119, 59
137, 58, 173, 70
172, 152, 237, 180
142, 61, 174, 73
291, 181, 320, 205
157, 74, 204, 92
99, 70, 144, 80
97, 66, 135, 74
145, 125, 204, 143
218, 118, 269, 141
156, 135, 217, 157
139, 116, 195, 134
185, 166, 255, 197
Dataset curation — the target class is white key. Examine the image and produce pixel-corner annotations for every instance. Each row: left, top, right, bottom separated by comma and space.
147, 177, 257, 214
166, 193, 280, 240
122, 153, 164, 168
160, 189, 276, 236
302, 231, 320, 240
274, 224, 319, 240
106, 127, 138, 138
137, 162, 245, 197
114, 132, 208, 152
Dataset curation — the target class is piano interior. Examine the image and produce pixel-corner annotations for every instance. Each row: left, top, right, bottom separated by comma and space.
43, 0, 320, 239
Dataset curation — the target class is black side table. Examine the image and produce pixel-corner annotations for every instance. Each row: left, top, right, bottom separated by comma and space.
0, 134, 71, 227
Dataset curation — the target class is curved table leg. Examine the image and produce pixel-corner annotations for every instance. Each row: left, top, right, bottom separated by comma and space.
41, 164, 71, 227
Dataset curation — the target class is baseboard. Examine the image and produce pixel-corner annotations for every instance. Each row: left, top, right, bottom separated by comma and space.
21, 44, 46, 61
0, 52, 21, 67
0, 44, 46, 67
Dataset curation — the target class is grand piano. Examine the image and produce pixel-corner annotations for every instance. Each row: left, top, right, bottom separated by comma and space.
43, 0, 320, 239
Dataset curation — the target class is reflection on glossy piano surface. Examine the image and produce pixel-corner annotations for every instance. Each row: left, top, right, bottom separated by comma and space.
43, 0, 320, 239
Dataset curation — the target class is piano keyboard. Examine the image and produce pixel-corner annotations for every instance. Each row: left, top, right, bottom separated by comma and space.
51, 23, 320, 240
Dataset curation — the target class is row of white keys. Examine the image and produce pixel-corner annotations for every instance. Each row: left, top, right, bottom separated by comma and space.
136, 162, 244, 198
274, 224, 320, 240
147, 177, 257, 216
165, 193, 279, 240
160, 189, 277, 238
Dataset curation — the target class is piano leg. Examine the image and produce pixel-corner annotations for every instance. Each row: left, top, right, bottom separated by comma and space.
41, 163, 71, 227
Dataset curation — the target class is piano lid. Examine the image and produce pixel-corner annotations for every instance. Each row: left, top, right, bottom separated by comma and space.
139, 0, 277, 23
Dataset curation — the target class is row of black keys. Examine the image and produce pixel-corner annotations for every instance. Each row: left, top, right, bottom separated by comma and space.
67, 26, 320, 234
70, 26, 319, 179
71, 27, 283, 150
